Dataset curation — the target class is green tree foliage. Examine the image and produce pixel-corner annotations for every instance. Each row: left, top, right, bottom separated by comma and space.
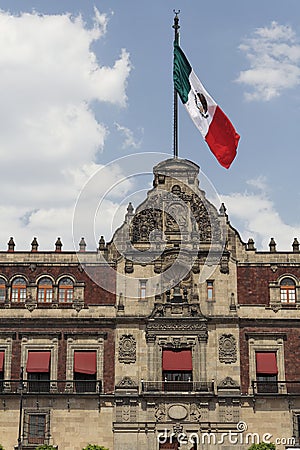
82, 445, 109, 450
0, 445, 5, 450
248, 444, 276, 450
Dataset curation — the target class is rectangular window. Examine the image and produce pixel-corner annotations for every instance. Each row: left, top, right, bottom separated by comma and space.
26, 351, 51, 393
74, 351, 97, 392
256, 352, 278, 393
139, 280, 147, 300
0, 285, 5, 301
11, 287, 26, 302
206, 280, 214, 301
28, 414, 46, 445
162, 349, 192, 392
59, 287, 73, 302
38, 288, 53, 303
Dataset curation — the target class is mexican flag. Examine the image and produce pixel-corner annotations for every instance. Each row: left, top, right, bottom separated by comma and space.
173, 42, 240, 169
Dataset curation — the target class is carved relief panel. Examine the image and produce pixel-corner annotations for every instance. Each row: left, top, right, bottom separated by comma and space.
118, 334, 136, 364
219, 334, 237, 364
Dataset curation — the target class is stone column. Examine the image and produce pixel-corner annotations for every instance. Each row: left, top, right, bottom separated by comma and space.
198, 336, 207, 383
146, 334, 156, 381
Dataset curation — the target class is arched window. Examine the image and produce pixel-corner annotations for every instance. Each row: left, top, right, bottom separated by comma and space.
0, 277, 6, 302
37, 277, 53, 303
280, 277, 296, 304
58, 277, 74, 303
11, 277, 27, 302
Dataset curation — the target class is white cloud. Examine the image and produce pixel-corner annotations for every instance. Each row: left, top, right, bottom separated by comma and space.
0, 8, 132, 250
221, 178, 300, 250
115, 122, 143, 149
236, 21, 300, 101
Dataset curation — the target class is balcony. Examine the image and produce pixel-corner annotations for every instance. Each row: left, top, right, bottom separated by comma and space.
141, 380, 214, 393
252, 380, 300, 395
0, 379, 102, 394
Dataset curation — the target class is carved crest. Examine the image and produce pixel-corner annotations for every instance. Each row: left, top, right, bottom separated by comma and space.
118, 334, 136, 364
219, 334, 237, 364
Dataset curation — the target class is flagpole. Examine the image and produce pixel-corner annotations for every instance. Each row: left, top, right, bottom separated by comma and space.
172, 10, 180, 159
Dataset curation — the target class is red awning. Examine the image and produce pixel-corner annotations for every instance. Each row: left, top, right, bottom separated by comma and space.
0, 351, 4, 372
256, 352, 278, 375
26, 351, 50, 373
162, 349, 192, 371
74, 351, 96, 375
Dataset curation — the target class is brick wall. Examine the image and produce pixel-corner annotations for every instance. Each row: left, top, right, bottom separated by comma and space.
240, 326, 300, 393
237, 266, 300, 305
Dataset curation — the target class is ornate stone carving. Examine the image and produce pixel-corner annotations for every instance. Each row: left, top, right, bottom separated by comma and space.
72, 298, 84, 313
189, 403, 202, 422
149, 302, 205, 319
131, 208, 163, 242
173, 424, 184, 437
219, 398, 240, 423
157, 336, 196, 348
130, 186, 221, 244
147, 320, 208, 340
155, 403, 166, 422
218, 377, 239, 388
219, 334, 237, 364
116, 377, 137, 388
125, 259, 134, 273
118, 334, 136, 364
220, 253, 229, 274
25, 294, 37, 312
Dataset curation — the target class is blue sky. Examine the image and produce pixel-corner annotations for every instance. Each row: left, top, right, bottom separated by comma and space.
0, 0, 299, 251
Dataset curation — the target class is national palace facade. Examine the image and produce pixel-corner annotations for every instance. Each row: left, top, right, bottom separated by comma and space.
0, 158, 300, 450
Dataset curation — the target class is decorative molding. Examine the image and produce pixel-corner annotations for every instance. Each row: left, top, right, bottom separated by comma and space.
147, 319, 207, 335
118, 334, 136, 364
155, 403, 166, 422
116, 376, 137, 388
72, 297, 85, 312
149, 302, 206, 319
219, 334, 237, 364
189, 403, 202, 422
218, 376, 239, 388
157, 336, 196, 348
25, 294, 37, 312
245, 332, 287, 341
219, 398, 240, 423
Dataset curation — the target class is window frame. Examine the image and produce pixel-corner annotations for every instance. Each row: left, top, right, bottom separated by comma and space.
66, 337, 104, 393
0, 277, 6, 302
139, 279, 147, 300
58, 276, 74, 303
37, 277, 54, 303
247, 333, 286, 394
23, 409, 50, 446
280, 277, 296, 304
11, 276, 27, 302
206, 280, 214, 301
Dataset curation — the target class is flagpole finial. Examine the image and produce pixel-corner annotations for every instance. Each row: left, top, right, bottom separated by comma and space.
172, 10, 180, 36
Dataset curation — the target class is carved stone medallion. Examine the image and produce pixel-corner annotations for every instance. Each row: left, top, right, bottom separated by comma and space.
118, 334, 136, 364
219, 334, 237, 364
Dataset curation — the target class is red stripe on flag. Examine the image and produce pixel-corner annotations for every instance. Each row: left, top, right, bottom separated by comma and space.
205, 106, 240, 169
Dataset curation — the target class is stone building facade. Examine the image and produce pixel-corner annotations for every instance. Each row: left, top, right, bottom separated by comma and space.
0, 158, 299, 449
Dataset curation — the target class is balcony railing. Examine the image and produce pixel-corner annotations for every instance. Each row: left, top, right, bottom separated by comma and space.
252, 380, 300, 395
0, 379, 102, 394
141, 380, 214, 393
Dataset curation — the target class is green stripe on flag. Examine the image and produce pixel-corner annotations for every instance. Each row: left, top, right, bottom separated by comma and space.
173, 43, 192, 104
